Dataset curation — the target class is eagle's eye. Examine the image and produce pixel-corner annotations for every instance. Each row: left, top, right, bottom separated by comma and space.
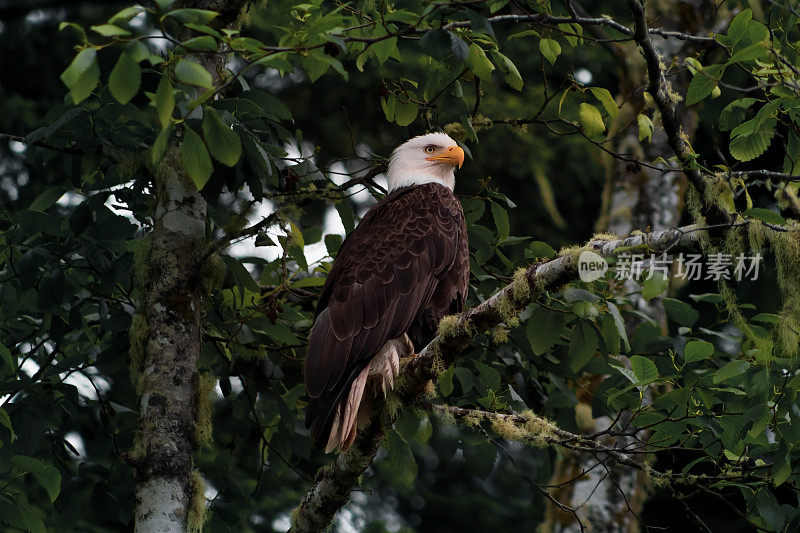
423, 145, 436, 154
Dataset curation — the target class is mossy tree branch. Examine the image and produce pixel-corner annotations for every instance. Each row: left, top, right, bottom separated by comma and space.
289, 223, 712, 533
427, 404, 648, 472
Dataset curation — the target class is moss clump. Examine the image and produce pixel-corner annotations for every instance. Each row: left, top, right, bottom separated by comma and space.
489, 410, 557, 448
429, 348, 446, 378
201, 253, 226, 294
519, 410, 558, 448
421, 380, 436, 399
494, 294, 520, 328
491, 326, 510, 344
748, 219, 766, 252
703, 173, 735, 215
129, 313, 148, 384
194, 372, 217, 448
511, 268, 530, 302
471, 113, 493, 133
133, 235, 153, 291
443, 122, 467, 143
591, 232, 619, 242
490, 416, 525, 441
188, 470, 208, 533
463, 415, 482, 427
766, 224, 800, 357
649, 470, 671, 489
381, 391, 404, 424
723, 224, 746, 257
437, 315, 474, 338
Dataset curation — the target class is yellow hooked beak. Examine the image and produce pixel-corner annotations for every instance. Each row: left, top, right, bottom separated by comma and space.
426, 145, 465, 169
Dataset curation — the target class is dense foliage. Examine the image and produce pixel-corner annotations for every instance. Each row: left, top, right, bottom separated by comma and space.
2, 0, 800, 531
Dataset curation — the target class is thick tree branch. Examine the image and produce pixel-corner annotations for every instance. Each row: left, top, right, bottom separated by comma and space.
289, 223, 709, 532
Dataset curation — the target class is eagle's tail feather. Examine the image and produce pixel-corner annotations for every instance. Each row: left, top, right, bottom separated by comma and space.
325, 360, 370, 453
323, 335, 412, 453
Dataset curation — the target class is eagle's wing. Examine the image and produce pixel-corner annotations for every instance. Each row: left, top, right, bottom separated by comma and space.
305, 183, 465, 447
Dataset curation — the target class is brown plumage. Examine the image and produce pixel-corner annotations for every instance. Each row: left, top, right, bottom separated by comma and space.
305, 176, 469, 452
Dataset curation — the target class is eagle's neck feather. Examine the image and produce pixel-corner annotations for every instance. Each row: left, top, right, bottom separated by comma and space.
386, 172, 455, 192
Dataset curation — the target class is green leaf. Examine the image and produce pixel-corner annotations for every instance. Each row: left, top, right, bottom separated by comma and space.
292, 276, 325, 288
713, 360, 750, 384
109, 52, 141, 104
751, 313, 781, 324
90, 24, 131, 37
783, 131, 800, 174
726, 9, 752, 48
663, 297, 699, 326
222, 255, 260, 297
728, 43, 767, 64
523, 243, 553, 262
729, 118, 776, 162
202, 108, 242, 166
109, 6, 144, 23
151, 126, 170, 165
637, 113, 654, 143
494, 52, 523, 91
439, 366, 454, 396
181, 126, 213, 190
0, 408, 14, 441
607, 302, 631, 353
641, 272, 668, 301
372, 30, 398, 64
175, 59, 213, 89
182, 35, 218, 52
526, 307, 565, 355
686, 65, 724, 106
60, 48, 97, 88
155, 76, 175, 128
569, 320, 598, 372
630, 355, 658, 385
578, 103, 605, 137
162, 8, 219, 24
466, 44, 494, 81
539, 38, 561, 65
589, 87, 618, 120
335, 201, 355, 233
0, 343, 13, 371
490, 202, 510, 240
743, 207, 786, 225
386, 431, 417, 488
68, 60, 100, 104
474, 360, 501, 390
394, 101, 418, 126
719, 98, 758, 131
684, 340, 714, 363
773, 446, 791, 486
29, 187, 67, 211
381, 96, 396, 121
12, 456, 61, 502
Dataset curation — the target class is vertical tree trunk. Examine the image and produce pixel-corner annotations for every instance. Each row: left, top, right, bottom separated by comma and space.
133, 163, 208, 532
130, 4, 247, 530
543, 2, 727, 530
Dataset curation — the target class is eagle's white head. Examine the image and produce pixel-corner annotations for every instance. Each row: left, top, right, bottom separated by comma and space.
386, 132, 465, 192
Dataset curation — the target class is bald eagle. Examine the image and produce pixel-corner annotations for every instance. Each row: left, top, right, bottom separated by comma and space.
304, 132, 470, 452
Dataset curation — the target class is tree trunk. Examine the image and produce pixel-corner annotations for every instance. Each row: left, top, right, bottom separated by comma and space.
132, 162, 208, 532
130, 3, 247, 530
